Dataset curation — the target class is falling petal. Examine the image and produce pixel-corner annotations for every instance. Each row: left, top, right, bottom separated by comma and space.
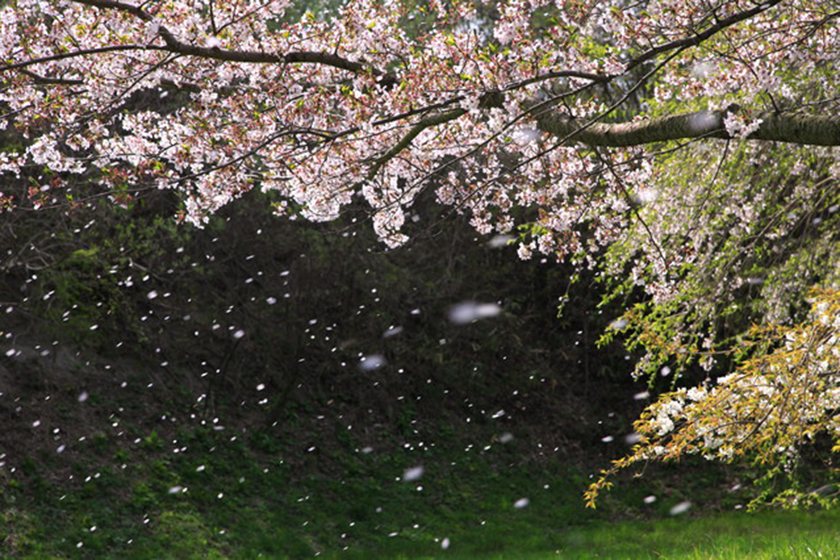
624, 433, 642, 445
382, 326, 404, 338
609, 318, 628, 330
403, 466, 424, 482
487, 235, 514, 249
669, 501, 692, 515
359, 354, 386, 371
448, 301, 502, 325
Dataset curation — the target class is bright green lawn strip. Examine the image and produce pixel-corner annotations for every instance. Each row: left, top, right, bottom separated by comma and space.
550, 510, 840, 559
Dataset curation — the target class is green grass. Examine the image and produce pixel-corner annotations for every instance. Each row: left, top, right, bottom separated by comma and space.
555, 510, 840, 559
2, 423, 838, 558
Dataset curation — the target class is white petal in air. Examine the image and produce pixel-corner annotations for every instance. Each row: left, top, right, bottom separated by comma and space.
448, 302, 502, 325
403, 465, 424, 482
382, 326, 404, 338
487, 234, 514, 249
669, 501, 692, 515
609, 318, 628, 331
359, 354, 387, 371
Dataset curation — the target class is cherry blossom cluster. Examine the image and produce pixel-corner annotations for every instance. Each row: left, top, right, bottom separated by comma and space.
1, 0, 835, 250
2, 0, 839, 365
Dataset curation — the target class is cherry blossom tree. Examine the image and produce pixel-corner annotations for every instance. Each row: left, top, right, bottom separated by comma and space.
2, 0, 840, 500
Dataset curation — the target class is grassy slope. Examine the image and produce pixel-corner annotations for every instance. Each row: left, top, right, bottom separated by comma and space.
1, 368, 837, 559
0, 371, 599, 558
4, 432, 839, 560
1, 197, 837, 558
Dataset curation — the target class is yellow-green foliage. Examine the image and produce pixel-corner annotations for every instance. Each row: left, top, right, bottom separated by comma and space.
588, 288, 840, 508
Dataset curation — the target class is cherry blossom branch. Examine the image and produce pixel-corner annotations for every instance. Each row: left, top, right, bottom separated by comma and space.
366, 108, 467, 180
173, 128, 333, 184
361, 0, 791, 184
19, 69, 84, 86
71, 0, 397, 84
363, 0, 791, 168
166, 46, 393, 81
625, 0, 784, 72
501, 69, 612, 90
593, 147, 670, 269
0, 44, 164, 74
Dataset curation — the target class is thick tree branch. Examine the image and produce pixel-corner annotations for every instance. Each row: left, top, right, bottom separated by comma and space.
536, 107, 840, 147
71, 0, 397, 84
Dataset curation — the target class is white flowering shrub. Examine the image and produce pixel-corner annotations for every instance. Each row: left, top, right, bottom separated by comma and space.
587, 288, 840, 507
